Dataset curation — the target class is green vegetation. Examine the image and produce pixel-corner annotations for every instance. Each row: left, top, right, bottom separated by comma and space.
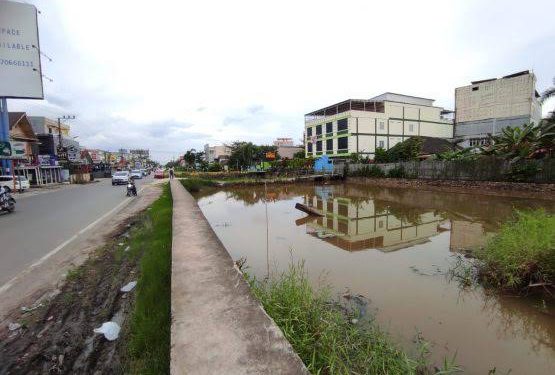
180, 177, 218, 192
350, 165, 385, 178
474, 209, 555, 290
387, 166, 406, 178
228, 141, 278, 170
125, 184, 173, 374
246, 262, 460, 375
374, 137, 423, 163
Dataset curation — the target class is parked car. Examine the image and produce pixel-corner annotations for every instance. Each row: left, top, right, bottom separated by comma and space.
0, 175, 30, 191
130, 169, 143, 179
112, 171, 130, 185
140, 169, 147, 176
154, 169, 165, 179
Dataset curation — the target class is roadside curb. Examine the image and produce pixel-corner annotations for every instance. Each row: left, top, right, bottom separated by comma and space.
169, 180, 307, 374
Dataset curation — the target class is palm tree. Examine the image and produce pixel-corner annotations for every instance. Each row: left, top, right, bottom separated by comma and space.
486, 122, 554, 161
540, 77, 555, 123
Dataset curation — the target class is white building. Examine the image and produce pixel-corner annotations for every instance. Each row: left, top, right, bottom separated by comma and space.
454, 70, 542, 147
304, 92, 453, 159
204, 144, 232, 163
273, 138, 303, 159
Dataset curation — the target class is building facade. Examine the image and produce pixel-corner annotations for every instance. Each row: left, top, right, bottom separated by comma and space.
454, 70, 542, 147
28, 116, 70, 137
304, 92, 453, 159
204, 144, 232, 163
273, 137, 303, 159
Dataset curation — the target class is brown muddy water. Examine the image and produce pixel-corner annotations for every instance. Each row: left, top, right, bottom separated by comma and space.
194, 182, 555, 375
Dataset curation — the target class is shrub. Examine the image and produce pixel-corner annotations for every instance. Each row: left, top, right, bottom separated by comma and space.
387, 166, 405, 178
505, 162, 541, 182
474, 209, 555, 290
352, 165, 385, 178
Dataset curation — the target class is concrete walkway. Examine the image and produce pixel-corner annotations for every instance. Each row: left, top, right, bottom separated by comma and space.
170, 180, 307, 375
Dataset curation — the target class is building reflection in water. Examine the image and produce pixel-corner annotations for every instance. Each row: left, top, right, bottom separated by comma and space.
302, 187, 448, 252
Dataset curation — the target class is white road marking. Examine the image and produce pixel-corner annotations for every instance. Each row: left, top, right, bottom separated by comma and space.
0, 184, 149, 295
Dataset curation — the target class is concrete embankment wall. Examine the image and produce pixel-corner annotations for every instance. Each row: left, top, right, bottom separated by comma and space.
169, 180, 307, 375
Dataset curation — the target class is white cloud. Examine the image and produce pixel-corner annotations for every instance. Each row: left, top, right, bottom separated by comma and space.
8, 0, 555, 162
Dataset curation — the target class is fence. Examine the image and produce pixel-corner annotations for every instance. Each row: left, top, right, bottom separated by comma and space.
337, 158, 555, 183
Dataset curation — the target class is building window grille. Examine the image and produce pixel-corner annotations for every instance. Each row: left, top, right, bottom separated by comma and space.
379, 121, 385, 130
326, 138, 333, 152
378, 140, 385, 148
316, 140, 322, 151
307, 143, 313, 152
316, 125, 322, 137
326, 122, 333, 135
337, 118, 348, 135
337, 137, 348, 152
307, 127, 312, 137
409, 124, 414, 132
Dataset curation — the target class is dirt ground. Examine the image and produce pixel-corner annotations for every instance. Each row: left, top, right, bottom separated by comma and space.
0, 217, 144, 374
0, 183, 163, 374
0, 182, 163, 324
348, 177, 555, 200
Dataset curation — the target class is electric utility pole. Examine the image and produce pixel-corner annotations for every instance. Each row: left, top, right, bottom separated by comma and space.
56, 115, 75, 161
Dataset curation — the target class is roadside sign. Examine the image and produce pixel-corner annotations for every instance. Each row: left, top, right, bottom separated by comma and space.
0, 1, 44, 99
11, 141, 25, 157
265, 151, 276, 160
0, 141, 11, 158
57, 146, 68, 161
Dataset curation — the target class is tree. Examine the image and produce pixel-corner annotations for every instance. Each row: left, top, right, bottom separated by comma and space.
540, 77, 555, 124
228, 142, 278, 170
293, 150, 305, 159
483, 122, 555, 161
374, 137, 423, 163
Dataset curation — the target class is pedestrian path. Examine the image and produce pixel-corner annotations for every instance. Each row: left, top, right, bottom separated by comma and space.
169, 180, 306, 375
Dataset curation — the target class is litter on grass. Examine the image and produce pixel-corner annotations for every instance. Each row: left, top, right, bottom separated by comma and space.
120, 281, 137, 293
93, 322, 120, 341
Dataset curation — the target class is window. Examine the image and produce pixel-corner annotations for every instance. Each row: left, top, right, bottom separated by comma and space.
316, 125, 322, 136
472, 87, 479, 91
337, 118, 348, 132
378, 220, 384, 229
378, 140, 385, 148
326, 139, 333, 151
379, 121, 385, 130
307, 143, 313, 152
337, 137, 348, 151
307, 127, 312, 137
316, 140, 322, 151
49, 128, 52, 134
326, 122, 333, 134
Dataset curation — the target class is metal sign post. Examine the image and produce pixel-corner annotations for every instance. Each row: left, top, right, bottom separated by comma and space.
0, 98, 10, 174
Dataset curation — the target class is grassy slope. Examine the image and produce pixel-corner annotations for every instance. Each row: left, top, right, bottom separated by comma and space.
476, 209, 555, 289
125, 184, 173, 374
246, 263, 459, 375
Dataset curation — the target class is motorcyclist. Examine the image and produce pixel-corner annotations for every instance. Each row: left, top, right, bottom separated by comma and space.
128, 176, 137, 196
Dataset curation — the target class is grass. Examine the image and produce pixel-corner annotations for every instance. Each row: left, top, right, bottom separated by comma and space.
125, 183, 173, 374
179, 177, 219, 192
245, 262, 460, 375
474, 209, 555, 290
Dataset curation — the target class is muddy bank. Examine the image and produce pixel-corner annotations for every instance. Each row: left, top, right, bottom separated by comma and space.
347, 177, 555, 200
0, 217, 143, 374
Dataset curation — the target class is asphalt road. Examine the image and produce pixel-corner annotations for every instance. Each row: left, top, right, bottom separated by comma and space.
0, 177, 151, 286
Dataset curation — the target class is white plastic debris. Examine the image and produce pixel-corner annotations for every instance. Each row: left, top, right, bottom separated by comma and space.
120, 281, 137, 293
124, 246, 130, 252
8, 322, 21, 331
93, 322, 120, 341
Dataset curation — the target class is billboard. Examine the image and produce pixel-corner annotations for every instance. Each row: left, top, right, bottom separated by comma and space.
0, 0, 44, 99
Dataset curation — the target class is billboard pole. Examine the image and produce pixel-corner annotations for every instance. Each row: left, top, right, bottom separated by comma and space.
0, 98, 10, 174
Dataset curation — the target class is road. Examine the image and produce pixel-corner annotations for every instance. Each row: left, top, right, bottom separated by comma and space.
0, 177, 151, 286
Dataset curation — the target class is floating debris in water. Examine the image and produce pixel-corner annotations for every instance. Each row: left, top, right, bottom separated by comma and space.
8, 322, 21, 331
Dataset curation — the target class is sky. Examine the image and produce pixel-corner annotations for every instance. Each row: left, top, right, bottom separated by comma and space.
8, 0, 555, 163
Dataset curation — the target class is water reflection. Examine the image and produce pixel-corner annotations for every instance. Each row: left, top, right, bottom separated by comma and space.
194, 182, 555, 374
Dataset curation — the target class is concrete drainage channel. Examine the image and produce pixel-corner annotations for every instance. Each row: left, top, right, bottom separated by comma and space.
169, 180, 307, 374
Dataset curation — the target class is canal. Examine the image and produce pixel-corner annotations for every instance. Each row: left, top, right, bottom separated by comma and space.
193, 182, 555, 374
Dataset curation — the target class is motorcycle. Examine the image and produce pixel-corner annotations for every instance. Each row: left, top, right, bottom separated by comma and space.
0, 186, 16, 213
126, 180, 137, 197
